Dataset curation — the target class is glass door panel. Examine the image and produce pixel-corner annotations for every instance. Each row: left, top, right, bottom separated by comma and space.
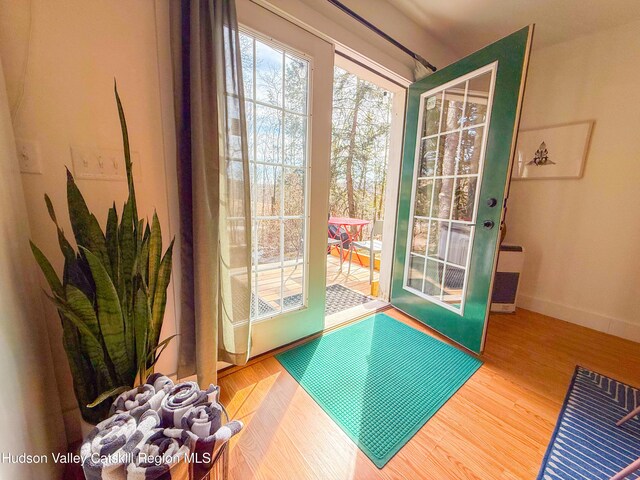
237, 0, 334, 356
241, 31, 310, 320
404, 67, 495, 314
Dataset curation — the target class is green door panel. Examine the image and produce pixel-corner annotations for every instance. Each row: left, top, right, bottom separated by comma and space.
391, 26, 533, 353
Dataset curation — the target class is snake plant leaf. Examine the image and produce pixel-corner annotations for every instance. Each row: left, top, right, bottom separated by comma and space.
115, 81, 138, 226
44, 194, 76, 264
106, 204, 119, 285
67, 169, 111, 275
66, 255, 95, 302
137, 238, 150, 284
148, 211, 162, 301
119, 199, 135, 296
30, 241, 63, 297
136, 219, 145, 250
80, 246, 131, 385
44, 194, 57, 223
65, 285, 102, 341
87, 385, 130, 408
48, 292, 115, 384
64, 284, 114, 379
150, 239, 174, 347
59, 314, 106, 424
133, 286, 150, 375
146, 334, 178, 367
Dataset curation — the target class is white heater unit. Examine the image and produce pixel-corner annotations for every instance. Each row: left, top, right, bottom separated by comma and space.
490, 244, 524, 313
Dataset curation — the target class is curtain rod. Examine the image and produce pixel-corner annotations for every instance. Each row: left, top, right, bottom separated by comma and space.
326, 0, 437, 73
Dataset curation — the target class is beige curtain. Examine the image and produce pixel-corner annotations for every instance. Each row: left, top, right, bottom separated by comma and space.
171, 0, 252, 386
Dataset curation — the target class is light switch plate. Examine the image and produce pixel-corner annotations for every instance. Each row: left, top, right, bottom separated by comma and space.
70, 146, 140, 181
16, 139, 43, 174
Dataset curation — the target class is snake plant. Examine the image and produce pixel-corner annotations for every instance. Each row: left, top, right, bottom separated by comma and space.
30, 84, 175, 424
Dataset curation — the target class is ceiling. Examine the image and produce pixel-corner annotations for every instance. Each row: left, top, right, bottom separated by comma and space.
387, 0, 640, 58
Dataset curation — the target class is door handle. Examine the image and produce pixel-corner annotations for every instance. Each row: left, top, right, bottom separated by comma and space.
483, 220, 495, 229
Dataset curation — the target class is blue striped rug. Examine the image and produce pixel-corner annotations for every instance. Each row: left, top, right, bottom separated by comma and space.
538, 366, 640, 479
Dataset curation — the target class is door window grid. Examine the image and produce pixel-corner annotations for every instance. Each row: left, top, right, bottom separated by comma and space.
403, 65, 496, 314
240, 31, 310, 320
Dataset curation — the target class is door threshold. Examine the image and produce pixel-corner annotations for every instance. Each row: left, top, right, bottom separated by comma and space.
218, 301, 391, 379
324, 299, 390, 329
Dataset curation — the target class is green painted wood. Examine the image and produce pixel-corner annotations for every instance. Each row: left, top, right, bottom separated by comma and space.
390, 26, 533, 353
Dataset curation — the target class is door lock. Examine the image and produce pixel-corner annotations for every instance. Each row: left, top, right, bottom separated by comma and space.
483, 220, 495, 229
487, 198, 498, 207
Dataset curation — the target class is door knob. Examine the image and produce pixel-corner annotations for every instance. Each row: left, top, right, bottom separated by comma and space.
483, 220, 495, 229
487, 198, 498, 207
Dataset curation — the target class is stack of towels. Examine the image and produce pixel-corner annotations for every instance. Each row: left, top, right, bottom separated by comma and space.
81, 373, 242, 480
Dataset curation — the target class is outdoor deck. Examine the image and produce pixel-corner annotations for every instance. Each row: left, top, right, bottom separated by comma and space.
255, 253, 380, 317
325, 252, 379, 297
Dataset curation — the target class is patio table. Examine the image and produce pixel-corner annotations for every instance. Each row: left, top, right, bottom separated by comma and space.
328, 217, 370, 265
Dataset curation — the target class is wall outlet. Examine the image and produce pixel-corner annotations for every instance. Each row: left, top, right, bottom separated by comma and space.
70, 146, 140, 181
16, 140, 43, 174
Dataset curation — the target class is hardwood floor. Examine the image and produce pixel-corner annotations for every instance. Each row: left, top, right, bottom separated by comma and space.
218, 308, 640, 479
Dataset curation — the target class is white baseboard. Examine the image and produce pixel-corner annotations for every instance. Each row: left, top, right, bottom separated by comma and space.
517, 294, 640, 343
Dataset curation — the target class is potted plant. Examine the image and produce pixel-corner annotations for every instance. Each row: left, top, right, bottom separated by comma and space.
30, 84, 175, 426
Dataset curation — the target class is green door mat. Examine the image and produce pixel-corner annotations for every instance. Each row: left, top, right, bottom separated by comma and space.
276, 313, 482, 468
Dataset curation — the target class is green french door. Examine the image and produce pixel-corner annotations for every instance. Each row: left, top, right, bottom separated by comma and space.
391, 26, 533, 353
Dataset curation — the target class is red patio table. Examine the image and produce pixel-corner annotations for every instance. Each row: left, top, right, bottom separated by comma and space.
328, 217, 370, 265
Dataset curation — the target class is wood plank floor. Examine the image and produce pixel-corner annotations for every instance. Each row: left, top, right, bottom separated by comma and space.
218, 308, 640, 479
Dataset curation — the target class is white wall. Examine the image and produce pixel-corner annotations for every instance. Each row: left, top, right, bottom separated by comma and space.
0, 0, 456, 445
506, 20, 640, 341
0, 0, 178, 444
0, 59, 66, 479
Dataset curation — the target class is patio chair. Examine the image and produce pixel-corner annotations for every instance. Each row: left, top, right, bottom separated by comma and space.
348, 220, 383, 283
610, 405, 640, 480
327, 237, 344, 270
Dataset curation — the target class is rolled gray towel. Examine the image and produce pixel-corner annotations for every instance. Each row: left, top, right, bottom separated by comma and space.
182, 405, 243, 479
160, 382, 219, 427
180, 403, 223, 437
145, 373, 174, 392
81, 411, 160, 480
126, 428, 194, 480
109, 383, 169, 421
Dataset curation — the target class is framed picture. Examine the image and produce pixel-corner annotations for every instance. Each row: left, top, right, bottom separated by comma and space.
512, 121, 593, 180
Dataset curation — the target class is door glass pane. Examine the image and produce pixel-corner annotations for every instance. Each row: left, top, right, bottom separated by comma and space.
242, 31, 310, 319
432, 178, 454, 219
282, 265, 304, 310
283, 168, 305, 216
423, 259, 443, 297
427, 220, 448, 259
414, 179, 433, 217
452, 177, 477, 222
284, 114, 306, 166
422, 94, 442, 137
446, 224, 471, 267
410, 219, 428, 255
404, 66, 496, 313
255, 104, 282, 164
440, 82, 466, 132
255, 40, 283, 107
464, 72, 491, 127
457, 127, 483, 175
418, 137, 438, 177
407, 255, 425, 290
284, 55, 308, 114
437, 132, 460, 176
